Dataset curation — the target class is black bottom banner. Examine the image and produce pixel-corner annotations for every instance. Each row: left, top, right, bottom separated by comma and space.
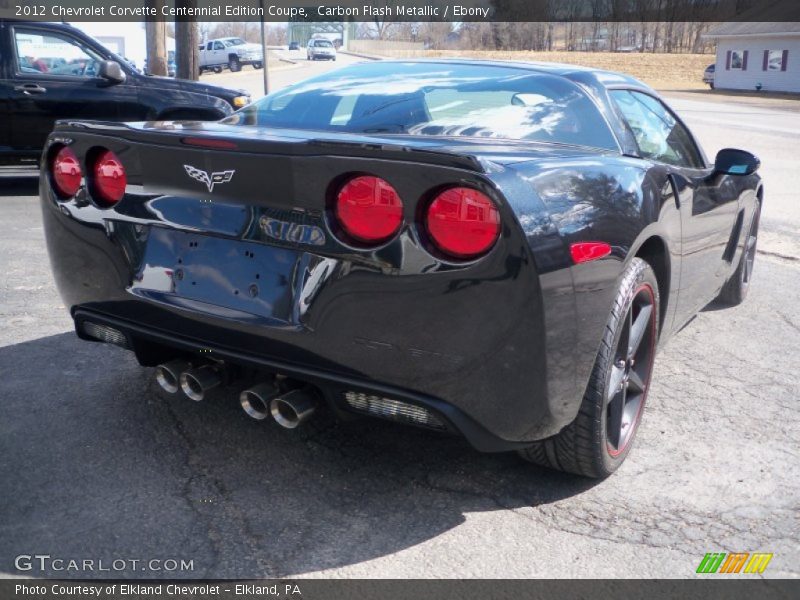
3, 579, 798, 600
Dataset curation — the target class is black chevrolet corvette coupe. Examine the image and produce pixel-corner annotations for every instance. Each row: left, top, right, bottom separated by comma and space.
40, 60, 762, 477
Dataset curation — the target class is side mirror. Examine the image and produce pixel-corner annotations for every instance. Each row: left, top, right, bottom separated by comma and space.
98, 60, 126, 84
714, 148, 760, 176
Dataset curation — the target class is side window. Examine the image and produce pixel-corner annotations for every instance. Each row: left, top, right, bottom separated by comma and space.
214, 42, 225, 51
611, 90, 703, 168
14, 28, 103, 78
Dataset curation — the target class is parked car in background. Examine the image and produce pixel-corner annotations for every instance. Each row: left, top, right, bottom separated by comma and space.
288, 41, 300, 51
0, 20, 250, 165
307, 38, 337, 61
198, 37, 263, 73
703, 63, 716, 88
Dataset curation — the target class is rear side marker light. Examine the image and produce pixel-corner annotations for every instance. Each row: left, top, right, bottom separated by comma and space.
343, 391, 446, 431
570, 242, 612, 264
425, 187, 500, 260
92, 149, 127, 205
81, 322, 130, 349
182, 137, 238, 150
51, 146, 82, 198
334, 175, 404, 244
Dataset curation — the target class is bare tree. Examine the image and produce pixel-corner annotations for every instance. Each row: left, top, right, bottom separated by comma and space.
175, 0, 198, 80
198, 22, 213, 45
145, 0, 167, 76
419, 22, 453, 49
268, 25, 288, 47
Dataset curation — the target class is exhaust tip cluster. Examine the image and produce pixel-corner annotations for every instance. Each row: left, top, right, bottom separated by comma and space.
155, 361, 318, 429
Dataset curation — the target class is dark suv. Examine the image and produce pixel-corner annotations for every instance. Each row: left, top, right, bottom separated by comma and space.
0, 20, 250, 165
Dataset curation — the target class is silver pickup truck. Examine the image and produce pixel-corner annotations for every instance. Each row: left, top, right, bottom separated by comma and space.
198, 37, 263, 73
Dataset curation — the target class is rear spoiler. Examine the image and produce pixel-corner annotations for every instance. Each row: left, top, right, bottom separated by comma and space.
52, 120, 487, 173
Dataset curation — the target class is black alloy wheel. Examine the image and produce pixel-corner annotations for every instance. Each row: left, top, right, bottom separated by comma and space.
519, 257, 660, 477
717, 202, 761, 306
605, 283, 657, 457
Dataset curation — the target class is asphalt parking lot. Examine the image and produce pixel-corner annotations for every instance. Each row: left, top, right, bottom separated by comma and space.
1, 59, 798, 578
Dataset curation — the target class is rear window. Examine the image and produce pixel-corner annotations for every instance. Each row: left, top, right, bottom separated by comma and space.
313, 40, 333, 47
225, 62, 619, 150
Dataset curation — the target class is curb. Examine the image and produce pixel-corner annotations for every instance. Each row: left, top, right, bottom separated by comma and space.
338, 50, 384, 61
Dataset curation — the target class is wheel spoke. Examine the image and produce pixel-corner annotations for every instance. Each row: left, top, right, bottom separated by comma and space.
628, 304, 652, 359
628, 368, 646, 393
745, 256, 755, 282
622, 392, 644, 437
607, 388, 626, 449
607, 364, 626, 401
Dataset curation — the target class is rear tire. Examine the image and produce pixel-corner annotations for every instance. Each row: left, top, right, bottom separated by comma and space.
519, 258, 660, 478
213, 66, 222, 74
715, 202, 760, 306
229, 57, 241, 72
253, 62, 263, 69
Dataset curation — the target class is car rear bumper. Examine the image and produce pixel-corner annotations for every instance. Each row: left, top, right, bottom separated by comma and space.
71, 308, 532, 452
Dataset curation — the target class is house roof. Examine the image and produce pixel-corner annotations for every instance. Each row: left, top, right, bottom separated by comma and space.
705, 22, 800, 38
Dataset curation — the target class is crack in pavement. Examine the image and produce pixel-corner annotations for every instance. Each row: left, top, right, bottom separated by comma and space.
154, 382, 277, 577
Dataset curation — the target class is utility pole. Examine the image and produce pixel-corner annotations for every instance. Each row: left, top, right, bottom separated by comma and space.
175, 0, 198, 80
260, 0, 270, 95
145, 0, 167, 76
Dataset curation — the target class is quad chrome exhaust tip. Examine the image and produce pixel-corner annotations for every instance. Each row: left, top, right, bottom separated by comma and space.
270, 388, 318, 429
239, 382, 281, 421
155, 360, 192, 394
179, 365, 223, 402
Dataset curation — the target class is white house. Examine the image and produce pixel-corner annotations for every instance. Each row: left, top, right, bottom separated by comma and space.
705, 22, 800, 93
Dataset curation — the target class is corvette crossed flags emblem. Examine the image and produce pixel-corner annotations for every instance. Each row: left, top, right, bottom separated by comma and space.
183, 164, 235, 192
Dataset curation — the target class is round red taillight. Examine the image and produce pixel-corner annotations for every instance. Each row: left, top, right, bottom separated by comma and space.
334, 175, 403, 244
51, 146, 82, 198
92, 149, 126, 205
425, 187, 500, 260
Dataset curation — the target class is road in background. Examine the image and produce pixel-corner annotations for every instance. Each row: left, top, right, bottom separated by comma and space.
1, 62, 798, 579
665, 94, 800, 261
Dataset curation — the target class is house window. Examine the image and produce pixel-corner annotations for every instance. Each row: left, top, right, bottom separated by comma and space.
729, 50, 747, 70
763, 49, 789, 71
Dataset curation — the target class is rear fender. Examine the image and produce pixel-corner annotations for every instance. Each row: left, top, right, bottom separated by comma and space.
506, 157, 676, 427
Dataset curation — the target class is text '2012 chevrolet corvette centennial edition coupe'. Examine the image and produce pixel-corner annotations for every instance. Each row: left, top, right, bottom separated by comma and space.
41, 60, 762, 477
